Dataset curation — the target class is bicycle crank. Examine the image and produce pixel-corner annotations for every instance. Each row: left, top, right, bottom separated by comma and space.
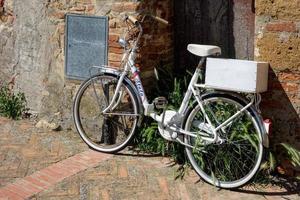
157, 110, 178, 141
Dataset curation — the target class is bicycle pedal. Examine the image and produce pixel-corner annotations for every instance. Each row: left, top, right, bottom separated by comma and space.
153, 97, 168, 109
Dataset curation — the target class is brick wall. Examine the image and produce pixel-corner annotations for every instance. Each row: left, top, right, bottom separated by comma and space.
48, 0, 173, 89
255, 0, 300, 150
0, 0, 172, 125
105, 1, 173, 87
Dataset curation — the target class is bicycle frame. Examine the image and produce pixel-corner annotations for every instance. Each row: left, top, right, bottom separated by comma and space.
97, 17, 266, 147
100, 50, 257, 145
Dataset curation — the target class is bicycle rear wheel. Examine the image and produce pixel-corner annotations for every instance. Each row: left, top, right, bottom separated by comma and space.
73, 74, 140, 153
184, 93, 264, 188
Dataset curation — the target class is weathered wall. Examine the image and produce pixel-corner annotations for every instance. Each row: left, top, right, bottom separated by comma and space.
0, 0, 15, 83
255, 0, 300, 149
0, 0, 55, 113
0, 0, 96, 116
0, 0, 173, 126
233, 0, 255, 60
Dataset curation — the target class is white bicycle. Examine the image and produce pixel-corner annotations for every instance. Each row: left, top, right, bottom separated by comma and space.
73, 14, 269, 188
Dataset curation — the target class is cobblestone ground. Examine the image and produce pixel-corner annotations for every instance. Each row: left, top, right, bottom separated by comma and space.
32, 155, 300, 200
0, 118, 299, 200
0, 117, 88, 188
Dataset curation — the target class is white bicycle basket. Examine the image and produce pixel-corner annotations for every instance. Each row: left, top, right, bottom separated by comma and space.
205, 58, 269, 93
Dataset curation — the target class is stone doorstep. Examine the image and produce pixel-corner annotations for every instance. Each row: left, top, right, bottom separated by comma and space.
0, 150, 113, 199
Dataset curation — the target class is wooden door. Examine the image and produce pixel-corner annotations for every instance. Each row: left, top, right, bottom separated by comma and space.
174, 0, 235, 71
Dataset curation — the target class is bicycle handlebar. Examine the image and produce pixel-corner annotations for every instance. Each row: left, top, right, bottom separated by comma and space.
123, 13, 169, 54
127, 15, 139, 25
126, 14, 169, 26
150, 15, 169, 25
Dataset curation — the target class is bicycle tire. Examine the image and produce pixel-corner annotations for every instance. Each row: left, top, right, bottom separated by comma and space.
183, 93, 264, 188
73, 73, 140, 153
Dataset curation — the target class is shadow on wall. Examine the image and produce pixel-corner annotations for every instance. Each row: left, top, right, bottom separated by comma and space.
134, 0, 173, 85
260, 68, 300, 151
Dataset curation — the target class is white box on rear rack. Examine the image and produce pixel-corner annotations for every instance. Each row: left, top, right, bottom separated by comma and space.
205, 58, 269, 93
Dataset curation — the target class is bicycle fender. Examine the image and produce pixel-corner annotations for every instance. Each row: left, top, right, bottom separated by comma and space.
98, 69, 144, 126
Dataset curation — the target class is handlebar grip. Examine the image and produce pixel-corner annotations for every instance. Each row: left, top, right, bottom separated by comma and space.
127, 15, 139, 25
152, 15, 169, 25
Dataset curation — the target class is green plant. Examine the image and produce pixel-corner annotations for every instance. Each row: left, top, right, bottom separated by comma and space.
253, 144, 300, 186
260, 150, 277, 173
133, 66, 189, 165
134, 117, 186, 164
135, 64, 300, 184
168, 77, 185, 109
0, 84, 27, 120
281, 143, 300, 167
252, 150, 277, 185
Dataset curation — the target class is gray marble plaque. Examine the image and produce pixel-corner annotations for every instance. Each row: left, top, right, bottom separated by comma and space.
65, 14, 108, 80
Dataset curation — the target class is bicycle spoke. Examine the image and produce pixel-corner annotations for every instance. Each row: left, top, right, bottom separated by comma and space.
185, 95, 263, 188
74, 75, 139, 153
103, 112, 139, 117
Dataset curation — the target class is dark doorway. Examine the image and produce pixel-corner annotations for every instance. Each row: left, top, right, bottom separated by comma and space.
174, 0, 234, 71
174, 0, 255, 71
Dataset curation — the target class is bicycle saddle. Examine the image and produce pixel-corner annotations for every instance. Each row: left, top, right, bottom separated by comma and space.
187, 44, 221, 57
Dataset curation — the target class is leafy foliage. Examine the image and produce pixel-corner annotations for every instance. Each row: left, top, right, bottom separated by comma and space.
0, 84, 27, 120
189, 97, 262, 182
254, 144, 300, 185
168, 77, 186, 109
259, 144, 300, 173
260, 150, 277, 173
134, 63, 300, 183
134, 117, 185, 164
281, 143, 300, 167
133, 66, 188, 164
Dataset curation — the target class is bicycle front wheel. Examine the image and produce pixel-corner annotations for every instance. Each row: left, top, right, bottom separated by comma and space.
184, 93, 264, 188
73, 74, 140, 153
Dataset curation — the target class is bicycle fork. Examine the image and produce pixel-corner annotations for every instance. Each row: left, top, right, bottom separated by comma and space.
102, 71, 127, 113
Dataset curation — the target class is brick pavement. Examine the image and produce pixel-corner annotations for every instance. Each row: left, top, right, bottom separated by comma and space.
0, 117, 88, 188
0, 150, 112, 199
0, 118, 300, 200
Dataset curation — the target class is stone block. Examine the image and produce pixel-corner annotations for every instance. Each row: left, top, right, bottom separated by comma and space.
108, 34, 119, 42
111, 3, 124, 13
70, 5, 86, 12
50, 11, 66, 19
77, 0, 92, 5
256, 32, 300, 71
266, 21, 297, 33
108, 61, 121, 68
277, 71, 300, 82
256, 0, 300, 20
123, 2, 140, 12
57, 23, 65, 34
109, 47, 123, 54
108, 53, 123, 62
85, 5, 95, 12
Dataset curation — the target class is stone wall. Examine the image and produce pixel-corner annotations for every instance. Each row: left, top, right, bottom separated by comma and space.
0, 0, 173, 125
0, 0, 15, 82
255, 0, 300, 149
